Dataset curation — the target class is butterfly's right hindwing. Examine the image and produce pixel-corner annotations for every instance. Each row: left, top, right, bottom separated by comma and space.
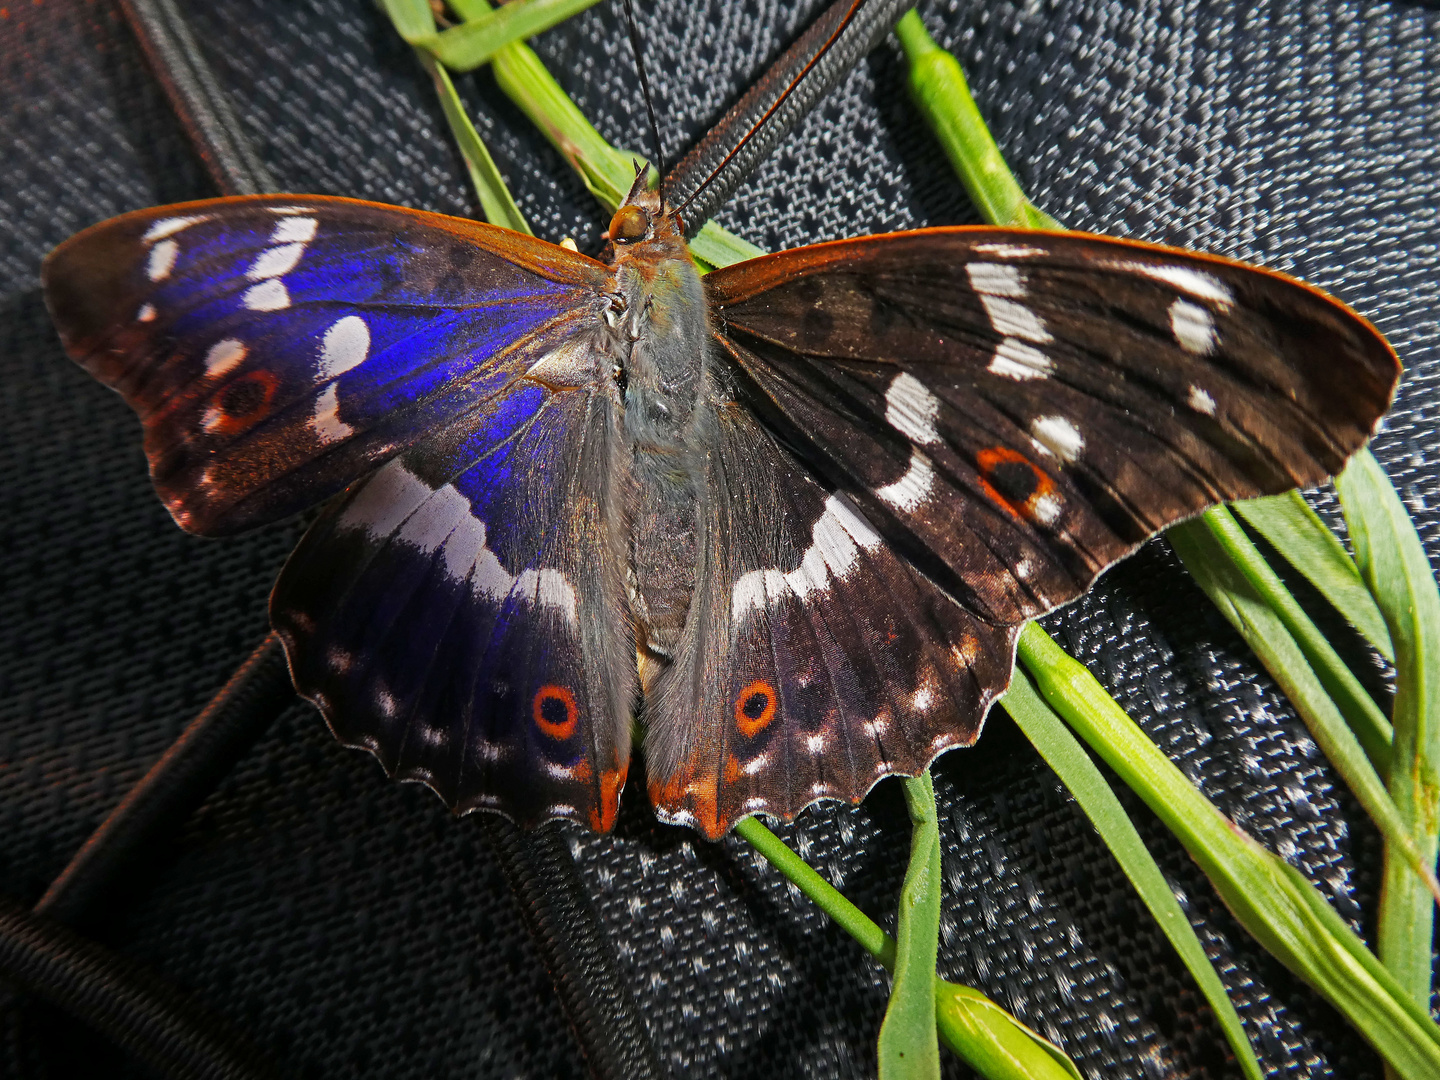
271, 350, 634, 832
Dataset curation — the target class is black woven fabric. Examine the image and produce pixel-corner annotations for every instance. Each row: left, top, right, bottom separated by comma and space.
2, 1, 1437, 1077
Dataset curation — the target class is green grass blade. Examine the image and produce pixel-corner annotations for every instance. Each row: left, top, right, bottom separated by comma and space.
878, 773, 943, 1080
382, 0, 439, 44
1002, 670, 1265, 1080
733, 816, 895, 966
1336, 450, 1440, 1006
932, 983, 1082, 1080
735, 815, 1084, 1078
432, 0, 601, 72
1169, 514, 1440, 904
1233, 491, 1396, 662
1196, 505, 1394, 776
1018, 622, 1440, 1079
689, 221, 765, 269
421, 53, 531, 234
893, 13, 1057, 230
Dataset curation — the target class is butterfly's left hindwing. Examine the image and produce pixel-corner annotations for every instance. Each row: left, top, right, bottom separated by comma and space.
271, 354, 635, 831
644, 404, 1016, 839
42, 195, 612, 535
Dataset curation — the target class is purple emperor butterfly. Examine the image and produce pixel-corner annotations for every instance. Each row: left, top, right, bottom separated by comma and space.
41, 182, 1399, 838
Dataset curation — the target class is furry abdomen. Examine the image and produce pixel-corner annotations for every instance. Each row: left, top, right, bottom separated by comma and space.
611, 232, 713, 675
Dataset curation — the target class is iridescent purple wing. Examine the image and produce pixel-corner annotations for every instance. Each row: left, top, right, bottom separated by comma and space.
42, 195, 612, 534
271, 359, 635, 832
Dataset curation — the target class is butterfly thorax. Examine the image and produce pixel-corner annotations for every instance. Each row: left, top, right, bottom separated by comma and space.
604, 191, 714, 681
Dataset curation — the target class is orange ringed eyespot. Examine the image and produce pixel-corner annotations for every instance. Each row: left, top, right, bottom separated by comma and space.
734, 681, 776, 737
532, 684, 578, 741
975, 446, 1057, 523
205, 369, 278, 436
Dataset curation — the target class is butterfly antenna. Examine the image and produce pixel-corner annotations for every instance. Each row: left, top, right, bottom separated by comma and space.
668, 0, 909, 236
622, 0, 665, 204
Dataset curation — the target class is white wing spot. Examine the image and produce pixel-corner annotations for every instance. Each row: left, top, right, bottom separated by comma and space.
806, 735, 826, 753
311, 383, 354, 443
912, 686, 935, 712
1031, 492, 1063, 525
1119, 262, 1235, 310
966, 262, 1027, 297
143, 215, 207, 242
204, 338, 247, 378
147, 239, 179, 281
1170, 298, 1217, 355
1030, 416, 1085, 463
988, 338, 1053, 380
247, 242, 305, 281
137, 303, 157, 323
269, 205, 315, 215
318, 316, 370, 378
335, 463, 579, 626
730, 495, 882, 625
973, 242, 1047, 258
876, 450, 934, 511
979, 295, 1052, 343
243, 279, 290, 311
885, 372, 942, 446
1188, 385, 1217, 415
337, 462, 434, 540
270, 216, 318, 244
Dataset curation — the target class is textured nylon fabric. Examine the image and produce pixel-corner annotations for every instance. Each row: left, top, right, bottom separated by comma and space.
2, 1, 1437, 1077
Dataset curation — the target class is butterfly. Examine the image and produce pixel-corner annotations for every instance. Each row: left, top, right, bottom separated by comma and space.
40, 177, 1399, 839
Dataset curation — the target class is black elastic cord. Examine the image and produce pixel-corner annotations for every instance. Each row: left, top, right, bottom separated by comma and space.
0, 897, 281, 1080
118, 0, 277, 195
36, 634, 295, 929
479, 819, 667, 1080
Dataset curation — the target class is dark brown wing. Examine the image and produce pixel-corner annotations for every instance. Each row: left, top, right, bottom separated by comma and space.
708, 227, 1398, 626
639, 226, 1398, 837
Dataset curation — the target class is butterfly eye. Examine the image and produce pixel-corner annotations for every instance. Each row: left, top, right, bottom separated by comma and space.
606, 205, 650, 243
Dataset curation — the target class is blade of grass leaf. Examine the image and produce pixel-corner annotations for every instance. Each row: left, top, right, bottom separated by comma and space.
421, 53, 532, 234
878, 773, 943, 1080
1001, 670, 1265, 1080
1018, 622, 1440, 1079
381, 0, 439, 45
1233, 491, 1396, 663
1336, 450, 1440, 1007
1193, 505, 1394, 778
893, 12, 1058, 230
1169, 513, 1440, 905
432, 0, 601, 72
734, 816, 1082, 1079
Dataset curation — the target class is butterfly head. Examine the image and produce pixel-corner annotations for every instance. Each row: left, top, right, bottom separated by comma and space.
602, 167, 685, 258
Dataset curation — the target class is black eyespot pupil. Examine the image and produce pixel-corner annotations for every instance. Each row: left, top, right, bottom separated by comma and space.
743, 692, 768, 719
540, 696, 569, 725
221, 379, 265, 416
988, 461, 1040, 501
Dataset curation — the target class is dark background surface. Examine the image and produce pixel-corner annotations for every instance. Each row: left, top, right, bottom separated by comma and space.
2, 0, 1438, 1076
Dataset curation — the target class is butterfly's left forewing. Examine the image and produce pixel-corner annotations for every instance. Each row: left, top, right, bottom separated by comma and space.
42, 195, 612, 535
709, 229, 1400, 626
